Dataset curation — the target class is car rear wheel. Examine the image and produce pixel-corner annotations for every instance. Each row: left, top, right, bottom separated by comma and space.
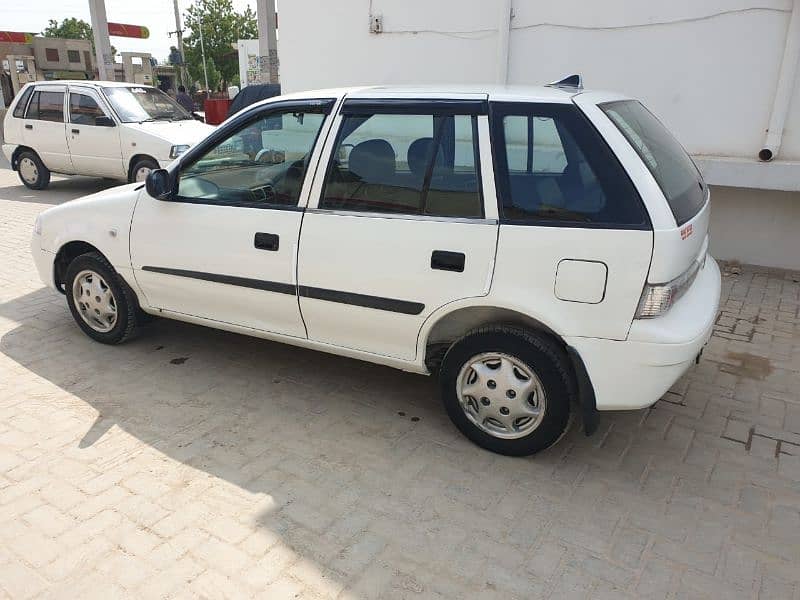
130, 157, 159, 183
65, 252, 140, 344
439, 325, 574, 456
17, 150, 50, 190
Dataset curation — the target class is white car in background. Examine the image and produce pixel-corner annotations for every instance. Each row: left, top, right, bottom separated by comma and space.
2, 81, 213, 189
29, 80, 721, 456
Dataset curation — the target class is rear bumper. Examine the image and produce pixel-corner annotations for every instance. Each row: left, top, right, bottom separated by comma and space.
2, 144, 17, 165
566, 256, 721, 411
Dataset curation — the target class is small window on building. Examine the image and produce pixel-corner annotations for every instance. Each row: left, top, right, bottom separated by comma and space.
492, 102, 648, 227
83, 50, 92, 68
320, 111, 483, 218
67, 50, 81, 63
45, 48, 60, 62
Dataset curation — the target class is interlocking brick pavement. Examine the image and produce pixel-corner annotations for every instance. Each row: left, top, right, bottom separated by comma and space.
1, 169, 800, 599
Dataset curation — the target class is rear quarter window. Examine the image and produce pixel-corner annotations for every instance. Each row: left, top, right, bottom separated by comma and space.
12, 86, 33, 118
600, 100, 706, 226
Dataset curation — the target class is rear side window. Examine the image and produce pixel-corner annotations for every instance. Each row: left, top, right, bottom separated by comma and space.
320, 110, 483, 218
600, 100, 705, 226
12, 86, 33, 118
26, 90, 65, 123
492, 102, 649, 228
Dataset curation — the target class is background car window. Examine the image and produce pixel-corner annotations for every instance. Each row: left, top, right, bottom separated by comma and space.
320, 112, 482, 218
12, 86, 33, 118
494, 104, 648, 227
178, 110, 326, 207
70, 93, 106, 125
26, 90, 65, 123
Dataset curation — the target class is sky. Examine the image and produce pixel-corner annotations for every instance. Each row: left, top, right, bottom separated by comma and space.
3, 0, 257, 62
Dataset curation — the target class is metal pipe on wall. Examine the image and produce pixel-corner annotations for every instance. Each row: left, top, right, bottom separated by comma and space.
760, 0, 800, 161
496, 0, 512, 84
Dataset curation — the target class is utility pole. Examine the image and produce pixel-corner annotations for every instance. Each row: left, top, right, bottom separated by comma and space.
171, 0, 187, 87
88, 0, 114, 80
198, 22, 209, 92
256, 0, 278, 84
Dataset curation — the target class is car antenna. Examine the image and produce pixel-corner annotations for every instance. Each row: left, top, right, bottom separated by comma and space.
546, 74, 583, 90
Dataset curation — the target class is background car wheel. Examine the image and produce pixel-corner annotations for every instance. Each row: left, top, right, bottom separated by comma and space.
439, 325, 574, 456
129, 158, 159, 183
65, 252, 140, 344
17, 150, 50, 190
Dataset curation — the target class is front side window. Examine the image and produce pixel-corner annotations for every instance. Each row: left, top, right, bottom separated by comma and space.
26, 90, 65, 123
600, 100, 706, 226
320, 111, 483, 218
69, 93, 106, 125
178, 108, 327, 207
103, 86, 191, 123
493, 103, 648, 228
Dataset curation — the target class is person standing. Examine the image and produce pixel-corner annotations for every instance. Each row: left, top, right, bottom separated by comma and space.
176, 85, 194, 113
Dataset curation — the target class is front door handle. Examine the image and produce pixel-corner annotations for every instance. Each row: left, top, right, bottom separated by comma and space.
254, 232, 279, 251
71, 128, 80, 134
25, 124, 33, 130
431, 250, 465, 272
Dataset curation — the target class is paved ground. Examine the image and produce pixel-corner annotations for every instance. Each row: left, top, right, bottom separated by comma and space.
1, 163, 799, 600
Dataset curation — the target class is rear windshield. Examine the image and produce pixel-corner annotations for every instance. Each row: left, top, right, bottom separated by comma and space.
600, 100, 706, 226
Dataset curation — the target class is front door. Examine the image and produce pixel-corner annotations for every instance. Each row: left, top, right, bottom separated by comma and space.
67, 87, 124, 178
298, 98, 498, 360
22, 86, 72, 173
129, 99, 336, 338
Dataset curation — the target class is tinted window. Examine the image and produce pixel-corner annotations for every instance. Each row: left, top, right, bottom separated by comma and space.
321, 112, 482, 218
601, 100, 705, 226
178, 109, 327, 207
70, 93, 106, 125
26, 90, 65, 123
492, 102, 648, 228
45, 48, 59, 62
12, 86, 33, 118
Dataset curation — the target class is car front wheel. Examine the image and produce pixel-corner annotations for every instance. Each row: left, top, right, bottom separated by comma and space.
130, 157, 159, 183
65, 252, 140, 344
439, 325, 574, 456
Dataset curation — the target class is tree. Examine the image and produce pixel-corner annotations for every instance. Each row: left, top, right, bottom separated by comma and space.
42, 17, 116, 57
183, 0, 257, 89
203, 58, 222, 92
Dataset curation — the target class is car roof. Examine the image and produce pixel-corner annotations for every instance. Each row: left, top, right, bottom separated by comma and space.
279, 84, 583, 104
27, 80, 155, 89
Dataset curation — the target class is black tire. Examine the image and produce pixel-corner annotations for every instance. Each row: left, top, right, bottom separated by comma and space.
65, 252, 140, 344
439, 325, 574, 456
129, 157, 159, 183
17, 150, 51, 190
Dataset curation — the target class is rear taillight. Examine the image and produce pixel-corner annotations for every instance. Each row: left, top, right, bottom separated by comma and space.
635, 253, 705, 319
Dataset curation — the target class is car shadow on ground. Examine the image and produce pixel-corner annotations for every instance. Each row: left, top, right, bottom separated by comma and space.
1, 287, 695, 595
0, 175, 117, 206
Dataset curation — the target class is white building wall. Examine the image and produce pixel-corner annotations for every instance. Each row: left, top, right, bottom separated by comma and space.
278, 0, 800, 269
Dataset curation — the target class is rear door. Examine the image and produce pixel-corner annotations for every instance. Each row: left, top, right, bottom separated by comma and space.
66, 86, 125, 178
22, 86, 72, 173
298, 97, 498, 360
489, 100, 654, 340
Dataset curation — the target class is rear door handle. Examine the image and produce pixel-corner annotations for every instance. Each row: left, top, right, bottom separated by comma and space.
71, 128, 80, 134
254, 232, 279, 251
25, 124, 33, 130
431, 250, 465, 272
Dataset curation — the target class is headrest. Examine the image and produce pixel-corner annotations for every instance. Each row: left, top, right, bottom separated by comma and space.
348, 139, 396, 182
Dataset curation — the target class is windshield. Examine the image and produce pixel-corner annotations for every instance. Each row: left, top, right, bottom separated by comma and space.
600, 100, 706, 226
103, 86, 192, 123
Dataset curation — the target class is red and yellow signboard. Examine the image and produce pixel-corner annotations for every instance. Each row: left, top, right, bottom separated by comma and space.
0, 31, 34, 44
107, 23, 150, 39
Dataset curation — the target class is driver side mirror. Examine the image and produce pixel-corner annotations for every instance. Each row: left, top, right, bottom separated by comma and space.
145, 169, 174, 200
95, 115, 115, 127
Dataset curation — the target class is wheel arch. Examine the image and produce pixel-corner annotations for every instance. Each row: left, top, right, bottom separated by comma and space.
11, 145, 41, 171
127, 154, 159, 182
420, 303, 598, 435
53, 241, 105, 293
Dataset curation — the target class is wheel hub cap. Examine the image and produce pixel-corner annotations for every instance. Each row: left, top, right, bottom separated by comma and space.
72, 270, 117, 333
135, 166, 151, 182
19, 157, 38, 183
456, 352, 546, 439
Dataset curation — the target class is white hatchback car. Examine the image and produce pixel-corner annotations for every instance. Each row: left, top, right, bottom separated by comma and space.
3, 81, 213, 189
30, 81, 721, 455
